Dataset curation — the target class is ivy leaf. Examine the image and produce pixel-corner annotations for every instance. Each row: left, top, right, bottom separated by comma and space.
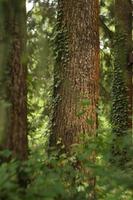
81, 98, 90, 107
76, 110, 86, 117
86, 118, 94, 125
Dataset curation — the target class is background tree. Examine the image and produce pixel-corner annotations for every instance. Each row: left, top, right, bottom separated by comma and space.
111, 0, 132, 166
0, 0, 28, 160
0, 1, 10, 148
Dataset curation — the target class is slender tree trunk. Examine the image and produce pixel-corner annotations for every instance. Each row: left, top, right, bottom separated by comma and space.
111, 0, 132, 166
0, 0, 28, 160
50, 0, 99, 150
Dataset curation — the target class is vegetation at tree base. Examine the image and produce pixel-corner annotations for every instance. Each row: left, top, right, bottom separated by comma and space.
0, 0, 132, 200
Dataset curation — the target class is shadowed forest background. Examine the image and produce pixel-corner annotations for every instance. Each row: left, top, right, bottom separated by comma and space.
0, 0, 132, 199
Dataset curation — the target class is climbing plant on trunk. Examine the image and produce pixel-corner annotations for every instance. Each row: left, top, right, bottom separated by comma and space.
50, 0, 99, 151
111, 0, 132, 167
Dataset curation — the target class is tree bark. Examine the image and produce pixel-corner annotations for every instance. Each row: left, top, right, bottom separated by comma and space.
0, 0, 28, 160
115, 0, 132, 129
50, 0, 99, 153
111, 0, 132, 166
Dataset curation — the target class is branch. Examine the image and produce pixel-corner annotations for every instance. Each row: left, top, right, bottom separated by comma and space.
99, 15, 114, 40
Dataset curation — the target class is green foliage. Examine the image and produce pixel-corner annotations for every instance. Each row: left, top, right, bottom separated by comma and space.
100, 0, 114, 122
27, 1, 55, 153
0, 132, 132, 200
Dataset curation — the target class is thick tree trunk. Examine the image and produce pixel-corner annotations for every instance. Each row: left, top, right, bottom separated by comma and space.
111, 0, 132, 166
0, 0, 28, 160
50, 0, 99, 152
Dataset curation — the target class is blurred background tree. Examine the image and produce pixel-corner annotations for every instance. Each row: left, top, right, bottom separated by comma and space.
0, 0, 28, 160
110, 0, 132, 167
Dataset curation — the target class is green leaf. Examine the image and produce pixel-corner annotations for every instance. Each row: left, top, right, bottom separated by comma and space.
86, 118, 94, 125
81, 98, 90, 107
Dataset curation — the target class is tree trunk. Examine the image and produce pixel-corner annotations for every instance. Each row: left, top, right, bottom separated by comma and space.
0, 0, 28, 160
50, 0, 99, 152
111, 0, 132, 166
0, 2, 10, 147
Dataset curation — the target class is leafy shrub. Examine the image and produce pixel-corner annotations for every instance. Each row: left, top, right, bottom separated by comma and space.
0, 133, 132, 200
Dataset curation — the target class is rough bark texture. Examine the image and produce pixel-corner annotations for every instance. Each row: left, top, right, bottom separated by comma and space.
0, 0, 28, 160
111, 0, 132, 166
50, 0, 99, 152
115, 0, 132, 129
